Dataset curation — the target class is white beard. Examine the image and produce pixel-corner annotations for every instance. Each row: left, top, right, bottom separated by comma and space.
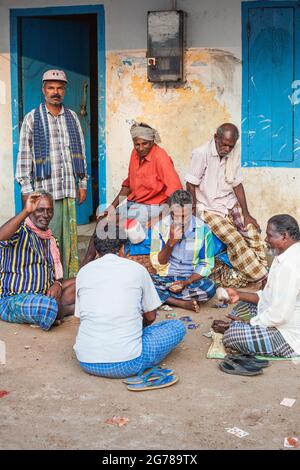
266, 247, 281, 257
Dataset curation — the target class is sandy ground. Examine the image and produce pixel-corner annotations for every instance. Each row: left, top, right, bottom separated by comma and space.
1, 295, 300, 451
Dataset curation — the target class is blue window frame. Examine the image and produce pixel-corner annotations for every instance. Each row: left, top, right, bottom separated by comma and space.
242, 1, 300, 168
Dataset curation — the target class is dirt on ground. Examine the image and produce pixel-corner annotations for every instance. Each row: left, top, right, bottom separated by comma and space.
1, 295, 300, 451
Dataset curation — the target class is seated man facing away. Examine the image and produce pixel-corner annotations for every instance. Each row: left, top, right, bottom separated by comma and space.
73, 227, 186, 378
150, 190, 216, 313
223, 214, 300, 357
0, 192, 75, 330
185, 123, 268, 285
83, 121, 182, 265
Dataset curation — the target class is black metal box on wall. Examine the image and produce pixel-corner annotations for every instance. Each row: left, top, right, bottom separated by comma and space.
147, 10, 185, 83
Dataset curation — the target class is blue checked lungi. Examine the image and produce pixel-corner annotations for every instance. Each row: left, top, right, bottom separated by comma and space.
223, 301, 296, 357
151, 275, 216, 303
0, 293, 58, 331
79, 320, 186, 378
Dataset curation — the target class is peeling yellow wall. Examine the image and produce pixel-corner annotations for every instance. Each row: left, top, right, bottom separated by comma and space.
242, 168, 300, 232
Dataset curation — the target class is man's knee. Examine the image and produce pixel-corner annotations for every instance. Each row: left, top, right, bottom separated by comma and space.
61, 281, 75, 305
223, 328, 235, 349
38, 296, 58, 330
172, 319, 187, 340
206, 280, 216, 299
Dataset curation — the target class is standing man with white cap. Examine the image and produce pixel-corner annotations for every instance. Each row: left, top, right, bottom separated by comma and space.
16, 70, 88, 278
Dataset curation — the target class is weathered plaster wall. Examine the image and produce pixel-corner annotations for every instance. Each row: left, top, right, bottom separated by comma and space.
106, 48, 240, 201
1, 0, 300, 232
106, 46, 300, 232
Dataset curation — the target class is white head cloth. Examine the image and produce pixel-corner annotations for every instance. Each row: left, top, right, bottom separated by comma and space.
130, 121, 161, 143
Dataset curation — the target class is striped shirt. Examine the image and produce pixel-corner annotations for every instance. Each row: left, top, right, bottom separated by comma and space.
0, 224, 55, 299
150, 215, 214, 277
16, 105, 88, 200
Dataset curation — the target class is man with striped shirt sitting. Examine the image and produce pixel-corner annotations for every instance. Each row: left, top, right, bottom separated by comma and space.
0, 191, 75, 330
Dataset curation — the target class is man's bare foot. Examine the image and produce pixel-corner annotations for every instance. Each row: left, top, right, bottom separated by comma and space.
184, 300, 201, 313
164, 297, 201, 312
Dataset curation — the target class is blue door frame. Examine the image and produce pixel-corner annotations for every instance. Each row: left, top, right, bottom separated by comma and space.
10, 5, 106, 215
242, 1, 300, 168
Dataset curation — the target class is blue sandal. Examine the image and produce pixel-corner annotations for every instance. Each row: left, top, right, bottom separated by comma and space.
127, 372, 179, 391
123, 366, 174, 385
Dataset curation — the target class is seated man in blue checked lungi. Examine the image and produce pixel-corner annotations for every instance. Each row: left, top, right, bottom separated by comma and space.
150, 190, 216, 312
73, 226, 186, 378
222, 214, 300, 357
0, 191, 75, 330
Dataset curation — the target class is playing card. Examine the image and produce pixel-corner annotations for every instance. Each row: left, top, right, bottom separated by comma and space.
280, 398, 296, 407
226, 427, 249, 438
284, 437, 299, 448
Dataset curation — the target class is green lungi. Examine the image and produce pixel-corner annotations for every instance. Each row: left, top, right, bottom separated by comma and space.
49, 198, 79, 279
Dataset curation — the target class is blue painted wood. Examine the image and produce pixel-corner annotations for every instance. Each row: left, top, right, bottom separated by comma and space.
9, 5, 106, 216
241, 3, 250, 167
243, 1, 300, 8
242, 2, 300, 167
9, 10, 23, 214
248, 7, 273, 162
294, 8, 300, 166
97, 12, 107, 214
271, 8, 294, 162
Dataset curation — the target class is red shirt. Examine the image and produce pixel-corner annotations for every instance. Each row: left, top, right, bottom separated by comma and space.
122, 144, 182, 205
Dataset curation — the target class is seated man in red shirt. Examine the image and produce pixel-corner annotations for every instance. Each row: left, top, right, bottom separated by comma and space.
102, 121, 182, 226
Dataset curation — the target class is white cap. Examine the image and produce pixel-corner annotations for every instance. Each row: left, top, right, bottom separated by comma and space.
123, 219, 146, 245
42, 70, 68, 83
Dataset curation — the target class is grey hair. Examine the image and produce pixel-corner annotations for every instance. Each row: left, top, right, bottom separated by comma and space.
216, 123, 239, 140
32, 190, 53, 202
268, 214, 300, 241
169, 190, 193, 206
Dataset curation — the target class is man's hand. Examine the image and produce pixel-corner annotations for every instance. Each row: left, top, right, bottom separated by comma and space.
22, 194, 30, 206
243, 213, 261, 232
168, 223, 183, 248
47, 282, 62, 301
77, 188, 87, 205
168, 280, 187, 293
24, 193, 42, 215
97, 204, 116, 221
226, 312, 250, 324
225, 288, 240, 304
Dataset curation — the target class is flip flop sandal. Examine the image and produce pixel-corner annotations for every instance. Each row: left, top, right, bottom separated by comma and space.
122, 367, 174, 385
227, 353, 270, 369
127, 373, 179, 391
219, 359, 263, 376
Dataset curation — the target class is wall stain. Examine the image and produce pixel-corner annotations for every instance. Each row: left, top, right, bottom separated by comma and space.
105, 48, 300, 230
106, 48, 236, 199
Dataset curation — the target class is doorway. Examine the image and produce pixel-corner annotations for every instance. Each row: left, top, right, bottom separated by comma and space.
10, 5, 106, 223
